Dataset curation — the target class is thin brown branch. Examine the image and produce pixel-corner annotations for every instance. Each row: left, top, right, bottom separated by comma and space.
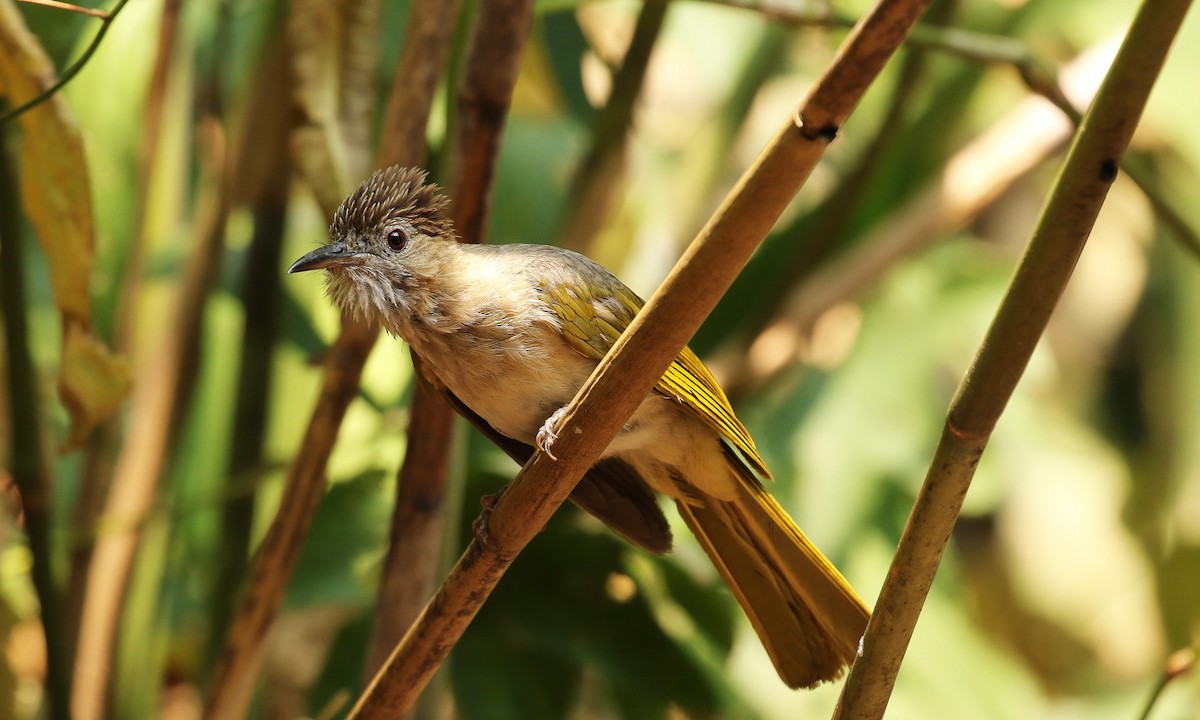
18, 0, 109, 17
375, 0, 464, 170
451, 0, 535, 245
364, 0, 533, 679
201, 0, 463, 716
833, 1, 1194, 717
202, 317, 377, 720
348, 0, 933, 716
365, 383, 458, 678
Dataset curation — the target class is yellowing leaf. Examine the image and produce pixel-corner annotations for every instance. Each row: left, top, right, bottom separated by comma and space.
0, 0, 92, 321
60, 325, 131, 450
0, 0, 129, 447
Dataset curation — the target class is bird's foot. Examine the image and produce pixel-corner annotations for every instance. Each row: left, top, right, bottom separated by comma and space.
535, 406, 568, 460
472, 487, 508, 547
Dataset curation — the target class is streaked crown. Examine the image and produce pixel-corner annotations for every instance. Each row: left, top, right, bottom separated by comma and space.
330, 165, 454, 241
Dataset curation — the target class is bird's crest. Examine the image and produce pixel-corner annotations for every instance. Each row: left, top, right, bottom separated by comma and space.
330, 165, 454, 240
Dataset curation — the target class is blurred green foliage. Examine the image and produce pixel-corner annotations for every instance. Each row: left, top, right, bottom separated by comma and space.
1, 0, 1199, 719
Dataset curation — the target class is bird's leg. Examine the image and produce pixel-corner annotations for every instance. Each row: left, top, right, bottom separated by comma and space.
472, 484, 509, 547
535, 406, 569, 460
471, 481, 552, 547
474, 404, 571, 545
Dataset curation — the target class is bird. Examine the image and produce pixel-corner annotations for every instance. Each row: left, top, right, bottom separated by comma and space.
289, 165, 870, 688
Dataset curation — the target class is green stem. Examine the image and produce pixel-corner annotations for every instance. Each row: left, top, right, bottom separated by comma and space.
210, 204, 287, 666
0, 116, 73, 720
833, 1, 1194, 717
1138, 648, 1196, 720
1121, 154, 1200, 263
0, 0, 131, 124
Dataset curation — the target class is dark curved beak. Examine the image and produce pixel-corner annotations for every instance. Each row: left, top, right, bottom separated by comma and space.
288, 242, 354, 274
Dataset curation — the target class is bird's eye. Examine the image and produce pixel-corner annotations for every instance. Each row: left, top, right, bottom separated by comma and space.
386, 228, 408, 252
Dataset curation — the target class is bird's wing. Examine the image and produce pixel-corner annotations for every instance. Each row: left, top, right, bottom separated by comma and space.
542, 278, 772, 480
413, 350, 673, 553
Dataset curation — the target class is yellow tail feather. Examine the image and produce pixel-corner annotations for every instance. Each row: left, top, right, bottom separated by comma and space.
676, 482, 869, 688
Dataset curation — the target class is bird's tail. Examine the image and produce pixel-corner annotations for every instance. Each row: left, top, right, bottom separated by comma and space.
675, 479, 869, 688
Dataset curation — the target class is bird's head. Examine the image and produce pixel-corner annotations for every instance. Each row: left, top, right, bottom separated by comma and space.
289, 165, 456, 327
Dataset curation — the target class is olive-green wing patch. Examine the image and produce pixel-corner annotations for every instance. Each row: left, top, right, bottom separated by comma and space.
540, 277, 771, 480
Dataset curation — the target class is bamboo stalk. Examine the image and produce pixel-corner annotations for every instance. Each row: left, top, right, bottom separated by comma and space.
69, 0, 184, 657
0, 109, 72, 720
210, 33, 297, 670
364, 0, 534, 678
72, 72, 232, 720
832, 1, 1194, 717
347, 0, 933, 715
201, 0, 463, 716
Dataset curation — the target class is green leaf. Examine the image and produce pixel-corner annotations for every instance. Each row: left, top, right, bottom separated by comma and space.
286, 470, 391, 609
489, 117, 581, 246
452, 625, 582, 720
450, 462, 734, 718
539, 10, 593, 124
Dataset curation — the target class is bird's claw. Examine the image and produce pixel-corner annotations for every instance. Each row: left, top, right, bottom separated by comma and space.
535, 407, 568, 460
472, 489, 507, 547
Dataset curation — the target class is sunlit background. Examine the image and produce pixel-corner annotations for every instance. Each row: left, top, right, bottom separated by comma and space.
2, 0, 1199, 718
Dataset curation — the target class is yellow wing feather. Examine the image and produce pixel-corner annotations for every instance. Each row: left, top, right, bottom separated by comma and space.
542, 278, 771, 480
539, 264, 869, 688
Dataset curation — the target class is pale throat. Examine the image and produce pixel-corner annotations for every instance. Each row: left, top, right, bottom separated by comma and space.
386, 248, 595, 442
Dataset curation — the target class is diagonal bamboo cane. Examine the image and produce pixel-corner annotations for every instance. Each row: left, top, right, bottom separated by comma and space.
346, 0, 934, 716
832, 1, 1194, 717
